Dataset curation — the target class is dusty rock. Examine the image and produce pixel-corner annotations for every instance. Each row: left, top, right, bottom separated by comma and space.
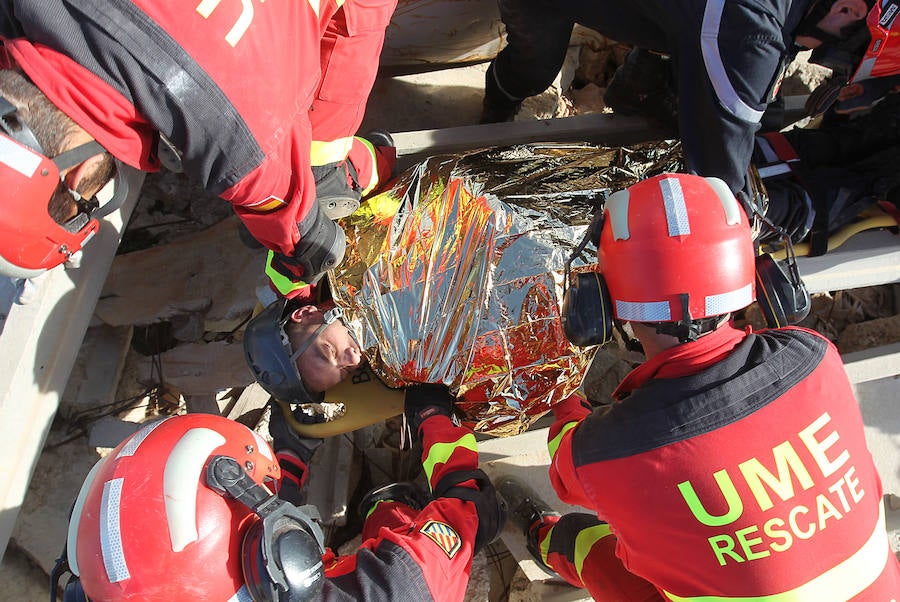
838, 314, 900, 354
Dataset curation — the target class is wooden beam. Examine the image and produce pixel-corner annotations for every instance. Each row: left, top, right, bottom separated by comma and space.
393, 95, 811, 164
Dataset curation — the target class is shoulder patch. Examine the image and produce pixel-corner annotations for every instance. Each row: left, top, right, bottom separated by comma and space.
420, 520, 462, 558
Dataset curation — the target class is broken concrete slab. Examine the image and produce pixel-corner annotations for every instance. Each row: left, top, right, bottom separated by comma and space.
94, 216, 266, 329
136, 339, 253, 396
87, 416, 142, 449
306, 434, 359, 528
60, 324, 133, 413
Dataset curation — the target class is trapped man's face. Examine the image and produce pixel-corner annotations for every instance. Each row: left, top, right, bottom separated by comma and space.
289, 308, 363, 393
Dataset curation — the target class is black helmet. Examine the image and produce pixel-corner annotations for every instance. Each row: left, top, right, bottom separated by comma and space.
244, 299, 346, 405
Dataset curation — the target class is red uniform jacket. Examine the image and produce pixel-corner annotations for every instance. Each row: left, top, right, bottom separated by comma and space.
549, 325, 900, 600
286, 416, 485, 601
0, 0, 393, 255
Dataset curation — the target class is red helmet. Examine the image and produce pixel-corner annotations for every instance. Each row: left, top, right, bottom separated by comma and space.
598, 173, 755, 324
851, 0, 900, 82
68, 414, 281, 601
0, 97, 126, 278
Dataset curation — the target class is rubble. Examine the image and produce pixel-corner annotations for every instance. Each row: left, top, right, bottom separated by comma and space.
6, 34, 900, 602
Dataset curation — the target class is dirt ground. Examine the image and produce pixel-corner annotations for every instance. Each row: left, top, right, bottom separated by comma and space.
4, 32, 899, 600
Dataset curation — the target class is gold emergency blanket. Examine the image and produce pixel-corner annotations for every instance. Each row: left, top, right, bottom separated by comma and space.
330, 141, 683, 436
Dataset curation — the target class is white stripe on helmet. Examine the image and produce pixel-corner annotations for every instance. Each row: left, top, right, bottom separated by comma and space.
164, 427, 226, 552
704, 177, 743, 225
606, 188, 631, 241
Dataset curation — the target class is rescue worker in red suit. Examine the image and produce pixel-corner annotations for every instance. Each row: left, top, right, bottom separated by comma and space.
57, 401, 505, 600
498, 173, 900, 600
0, 0, 397, 300
481, 0, 876, 197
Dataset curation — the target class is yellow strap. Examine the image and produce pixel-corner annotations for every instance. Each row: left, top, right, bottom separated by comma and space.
264, 250, 308, 295
664, 504, 891, 602
310, 137, 354, 167
769, 212, 898, 261
421, 432, 478, 486
574, 523, 614, 578
548, 421, 579, 459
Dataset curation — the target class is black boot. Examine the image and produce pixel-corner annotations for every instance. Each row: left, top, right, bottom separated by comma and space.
358, 481, 431, 520
481, 63, 523, 124
604, 47, 678, 133
313, 130, 397, 220
496, 476, 560, 572
312, 160, 362, 221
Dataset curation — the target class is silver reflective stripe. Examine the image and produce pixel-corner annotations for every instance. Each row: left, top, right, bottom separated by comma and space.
700, 0, 765, 123
705, 283, 753, 315
100, 478, 130, 583
757, 163, 792, 178
0, 135, 42, 175
661, 177, 690, 237
616, 299, 671, 322
116, 417, 167, 459
853, 57, 876, 82
164, 428, 226, 552
755, 137, 779, 163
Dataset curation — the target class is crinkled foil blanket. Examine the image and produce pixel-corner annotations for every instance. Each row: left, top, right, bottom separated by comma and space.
330, 141, 683, 436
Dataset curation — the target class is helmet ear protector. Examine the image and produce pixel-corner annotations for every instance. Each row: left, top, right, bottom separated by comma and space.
207, 455, 326, 602
561, 209, 616, 347
755, 237, 812, 328
0, 96, 128, 278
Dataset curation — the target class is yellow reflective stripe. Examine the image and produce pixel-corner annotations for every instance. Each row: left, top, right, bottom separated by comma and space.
421, 432, 478, 486
574, 523, 613, 578
351, 136, 379, 195
548, 421, 578, 459
665, 504, 891, 602
539, 523, 556, 566
310, 138, 354, 166
364, 499, 389, 520
264, 250, 308, 295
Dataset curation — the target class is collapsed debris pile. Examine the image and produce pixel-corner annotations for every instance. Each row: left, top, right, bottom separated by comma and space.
7, 37, 898, 601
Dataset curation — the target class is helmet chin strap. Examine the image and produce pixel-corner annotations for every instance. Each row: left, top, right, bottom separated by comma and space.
289, 307, 344, 362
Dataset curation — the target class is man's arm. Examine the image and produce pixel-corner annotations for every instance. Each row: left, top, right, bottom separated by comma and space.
677, 1, 790, 193
547, 393, 594, 508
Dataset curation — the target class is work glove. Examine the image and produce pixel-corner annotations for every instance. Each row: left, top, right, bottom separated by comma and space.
268, 400, 324, 504
264, 203, 347, 299
403, 383, 456, 447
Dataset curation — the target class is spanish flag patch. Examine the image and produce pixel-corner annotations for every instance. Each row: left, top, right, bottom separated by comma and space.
420, 520, 462, 558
